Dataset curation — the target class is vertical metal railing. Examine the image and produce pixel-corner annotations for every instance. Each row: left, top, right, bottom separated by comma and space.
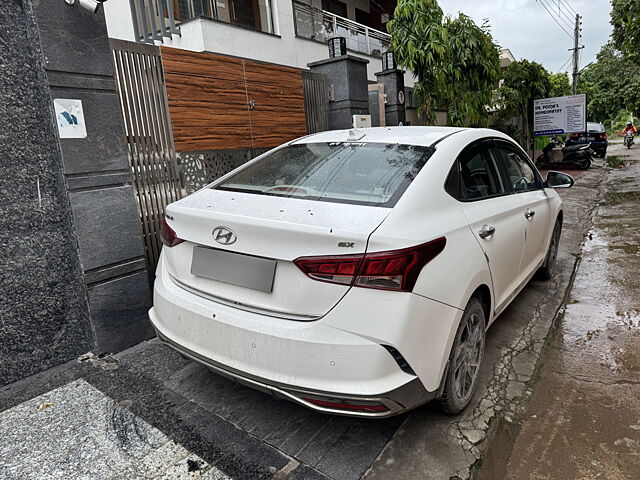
302, 70, 329, 134
130, 0, 182, 44
110, 39, 184, 277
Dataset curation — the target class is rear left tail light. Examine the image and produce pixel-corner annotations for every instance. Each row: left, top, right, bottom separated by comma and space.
570, 133, 579, 140
294, 237, 446, 292
160, 217, 184, 247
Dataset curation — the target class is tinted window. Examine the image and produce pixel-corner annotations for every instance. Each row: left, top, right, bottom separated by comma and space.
587, 122, 605, 133
215, 143, 433, 207
495, 142, 540, 192
450, 141, 505, 201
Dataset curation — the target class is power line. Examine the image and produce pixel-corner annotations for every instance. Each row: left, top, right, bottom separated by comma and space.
557, 54, 573, 73
537, 0, 574, 39
549, 0, 577, 30
554, 0, 577, 24
558, 0, 578, 16
539, 0, 574, 33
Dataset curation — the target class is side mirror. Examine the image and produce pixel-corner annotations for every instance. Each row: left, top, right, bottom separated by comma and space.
545, 171, 574, 189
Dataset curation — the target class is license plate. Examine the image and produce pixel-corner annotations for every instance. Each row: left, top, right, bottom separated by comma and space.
191, 246, 276, 293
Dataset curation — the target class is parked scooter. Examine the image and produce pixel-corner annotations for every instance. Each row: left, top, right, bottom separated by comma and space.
536, 136, 593, 170
624, 130, 635, 149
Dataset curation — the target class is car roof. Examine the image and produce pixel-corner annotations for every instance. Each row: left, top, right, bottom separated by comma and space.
290, 126, 467, 148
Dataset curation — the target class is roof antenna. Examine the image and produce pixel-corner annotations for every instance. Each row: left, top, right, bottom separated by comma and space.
347, 129, 366, 141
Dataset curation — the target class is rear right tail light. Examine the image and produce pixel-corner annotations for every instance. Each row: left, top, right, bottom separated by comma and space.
160, 217, 184, 247
294, 237, 446, 292
596, 133, 607, 140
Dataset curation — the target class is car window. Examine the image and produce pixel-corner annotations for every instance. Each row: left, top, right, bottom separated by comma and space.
214, 142, 434, 207
587, 122, 605, 133
495, 142, 540, 193
449, 141, 506, 201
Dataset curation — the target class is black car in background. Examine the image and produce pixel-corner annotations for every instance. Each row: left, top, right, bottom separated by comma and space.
565, 122, 608, 158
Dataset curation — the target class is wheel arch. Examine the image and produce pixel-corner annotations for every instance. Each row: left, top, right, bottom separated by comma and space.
471, 284, 492, 324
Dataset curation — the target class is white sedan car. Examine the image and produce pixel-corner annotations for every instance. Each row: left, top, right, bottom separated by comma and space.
150, 127, 574, 417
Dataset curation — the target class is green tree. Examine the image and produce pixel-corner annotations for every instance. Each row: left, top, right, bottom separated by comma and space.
548, 72, 572, 97
495, 60, 551, 152
611, 0, 640, 61
387, 0, 501, 127
579, 42, 640, 122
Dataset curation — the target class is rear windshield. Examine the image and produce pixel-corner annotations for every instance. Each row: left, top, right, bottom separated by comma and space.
214, 142, 434, 207
587, 122, 605, 133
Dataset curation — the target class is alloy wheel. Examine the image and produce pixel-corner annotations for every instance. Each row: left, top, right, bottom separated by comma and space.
453, 312, 484, 403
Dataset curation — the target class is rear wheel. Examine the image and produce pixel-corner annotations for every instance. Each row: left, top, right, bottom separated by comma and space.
436, 297, 486, 415
578, 157, 591, 169
538, 218, 562, 280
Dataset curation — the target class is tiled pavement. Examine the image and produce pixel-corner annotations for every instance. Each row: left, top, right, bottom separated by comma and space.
0, 379, 229, 480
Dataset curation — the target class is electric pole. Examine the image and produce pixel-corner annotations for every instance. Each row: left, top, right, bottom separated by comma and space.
571, 13, 583, 94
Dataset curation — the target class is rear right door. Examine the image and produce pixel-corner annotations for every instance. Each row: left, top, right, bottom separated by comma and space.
451, 140, 527, 315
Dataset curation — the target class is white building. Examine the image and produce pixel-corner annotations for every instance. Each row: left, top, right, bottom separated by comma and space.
104, 0, 412, 85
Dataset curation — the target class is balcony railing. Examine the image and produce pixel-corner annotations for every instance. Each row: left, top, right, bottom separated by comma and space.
131, 0, 275, 44
293, 1, 390, 58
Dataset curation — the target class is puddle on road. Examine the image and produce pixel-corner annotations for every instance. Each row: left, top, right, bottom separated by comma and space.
478, 165, 640, 478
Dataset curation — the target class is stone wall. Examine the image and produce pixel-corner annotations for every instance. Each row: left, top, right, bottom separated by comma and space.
0, 0, 93, 386
0, 0, 152, 387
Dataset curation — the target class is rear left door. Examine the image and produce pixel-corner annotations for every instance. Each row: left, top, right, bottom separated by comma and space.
494, 140, 553, 285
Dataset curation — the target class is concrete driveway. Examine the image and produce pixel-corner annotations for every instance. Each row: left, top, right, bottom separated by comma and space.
0, 161, 604, 480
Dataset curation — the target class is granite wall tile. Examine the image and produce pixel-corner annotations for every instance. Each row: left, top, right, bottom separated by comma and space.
49, 88, 129, 175
34, 0, 114, 77
88, 272, 153, 353
69, 186, 145, 272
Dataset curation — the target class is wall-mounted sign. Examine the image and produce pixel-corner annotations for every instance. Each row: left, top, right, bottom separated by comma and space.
533, 94, 586, 136
54, 99, 87, 139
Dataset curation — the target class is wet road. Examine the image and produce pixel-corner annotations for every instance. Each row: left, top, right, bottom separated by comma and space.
479, 144, 640, 479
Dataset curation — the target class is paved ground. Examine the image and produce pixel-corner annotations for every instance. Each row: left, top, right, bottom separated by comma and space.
477, 143, 640, 479
0, 157, 606, 480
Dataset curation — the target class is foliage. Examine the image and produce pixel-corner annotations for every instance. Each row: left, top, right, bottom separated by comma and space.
609, 109, 635, 134
548, 72, 572, 98
611, 0, 640, 62
494, 60, 551, 151
579, 42, 640, 123
387, 0, 501, 127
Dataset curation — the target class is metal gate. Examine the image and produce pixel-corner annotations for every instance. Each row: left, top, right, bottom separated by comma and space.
302, 70, 330, 134
110, 39, 183, 277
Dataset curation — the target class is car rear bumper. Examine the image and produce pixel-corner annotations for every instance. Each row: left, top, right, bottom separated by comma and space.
152, 320, 434, 417
151, 253, 461, 417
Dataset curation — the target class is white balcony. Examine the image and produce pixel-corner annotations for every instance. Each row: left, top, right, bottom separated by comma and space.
292, 2, 390, 58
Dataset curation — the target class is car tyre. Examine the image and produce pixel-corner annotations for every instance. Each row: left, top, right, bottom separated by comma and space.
578, 157, 591, 169
538, 218, 562, 280
436, 297, 486, 415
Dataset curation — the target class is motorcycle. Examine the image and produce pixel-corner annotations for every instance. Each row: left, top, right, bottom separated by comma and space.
536, 136, 593, 170
624, 130, 635, 149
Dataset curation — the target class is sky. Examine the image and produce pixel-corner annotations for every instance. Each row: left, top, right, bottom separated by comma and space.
436, 0, 612, 73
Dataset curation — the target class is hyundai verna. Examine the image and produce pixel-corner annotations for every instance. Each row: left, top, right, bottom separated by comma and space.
150, 127, 574, 417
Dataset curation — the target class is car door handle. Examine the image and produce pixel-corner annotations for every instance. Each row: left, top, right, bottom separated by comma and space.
478, 225, 496, 239
524, 209, 536, 220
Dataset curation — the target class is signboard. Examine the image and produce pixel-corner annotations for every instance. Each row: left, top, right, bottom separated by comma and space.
533, 94, 586, 136
54, 99, 87, 139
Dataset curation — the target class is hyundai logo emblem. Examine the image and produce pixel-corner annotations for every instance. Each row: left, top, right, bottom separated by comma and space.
212, 226, 237, 245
